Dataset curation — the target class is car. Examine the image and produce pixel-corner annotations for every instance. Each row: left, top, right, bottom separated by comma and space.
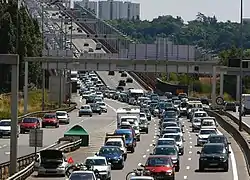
0, 119, 19, 137
96, 146, 125, 169
88, 47, 94, 52
142, 155, 175, 180
126, 77, 133, 83
89, 103, 102, 115
152, 145, 180, 171
116, 86, 124, 91
20, 117, 40, 134
121, 72, 127, 77
69, 171, 98, 180
56, 111, 70, 124
42, 113, 59, 128
114, 129, 136, 153
197, 143, 230, 172
224, 102, 236, 112
130, 177, 154, 180
79, 105, 93, 117
191, 111, 208, 122
96, 43, 102, 50
162, 133, 184, 155
108, 71, 115, 75
139, 117, 148, 134
96, 102, 108, 113
84, 156, 111, 180
192, 118, 201, 131
196, 128, 218, 146
207, 134, 231, 151
118, 80, 126, 86
163, 127, 183, 138
154, 138, 179, 152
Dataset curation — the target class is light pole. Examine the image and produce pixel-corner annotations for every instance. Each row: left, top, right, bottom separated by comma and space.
239, 0, 243, 131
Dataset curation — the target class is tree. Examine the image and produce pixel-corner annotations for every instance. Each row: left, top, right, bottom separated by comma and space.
0, 3, 42, 92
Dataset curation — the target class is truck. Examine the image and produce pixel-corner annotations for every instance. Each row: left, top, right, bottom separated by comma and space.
104, 133, 127, 160
116, 107, 140, 128
242, 94, 250, 116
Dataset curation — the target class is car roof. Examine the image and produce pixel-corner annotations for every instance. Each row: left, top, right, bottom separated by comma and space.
130, 176, 154, 180
101, 145, 120, 149
86, 156, 106, 160
56, 111, 67, 113
155, 145, 175, 148
147, 155, 172, 159
106, 138, 122, 142
208, 134, 225, 138
158, 138, 175, 141
195, 111, 206, 113
204, 143, 225, 146
0, 119, 11, 122
200, 128, 216, 131
163, 133, 180, 135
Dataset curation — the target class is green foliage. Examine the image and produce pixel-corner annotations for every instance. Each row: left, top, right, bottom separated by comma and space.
108, 12, 250, 52
0, 3, 42, 93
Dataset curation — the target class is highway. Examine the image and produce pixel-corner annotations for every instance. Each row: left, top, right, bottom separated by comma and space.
227, 109, 250, 127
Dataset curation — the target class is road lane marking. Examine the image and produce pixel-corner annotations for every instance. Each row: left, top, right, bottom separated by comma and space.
186, 128, 188, 131
188, 158, 191, 161
152, 140, 155, 142
150, 144, 153, 147
186, 166, 190, 170
230, 146, 239, 180
142, 155, 146, 158
189, 137, 192, 140
188, 151, 192, 154
147, 149, 150, 152
184, 176, 188, 179
189, 141, 192, 144
188, 134, 191, 136
189, 146, 192, 148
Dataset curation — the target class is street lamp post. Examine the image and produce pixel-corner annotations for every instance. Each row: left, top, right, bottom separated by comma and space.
239, 0, 243, 131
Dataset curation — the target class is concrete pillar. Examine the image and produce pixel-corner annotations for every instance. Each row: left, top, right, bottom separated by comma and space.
212, 66, 217, 107
219, 72, 224, 97
236, 75, 240, 101
48, 75, 64, 103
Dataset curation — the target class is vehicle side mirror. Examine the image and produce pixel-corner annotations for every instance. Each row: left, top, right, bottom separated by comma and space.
152, 143, 156, 146
150, 153, 153, 155
197, 151, 201, 154
138, 163, 144, 167
196, 133, 198, 136
228, 142, 231, 144
95, 152, 98, 156
228, 151, 231, 154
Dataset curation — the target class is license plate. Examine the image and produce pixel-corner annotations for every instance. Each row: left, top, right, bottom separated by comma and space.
46, 170, 57, 173
210, 163, 218, 166
3, 132, 9, 135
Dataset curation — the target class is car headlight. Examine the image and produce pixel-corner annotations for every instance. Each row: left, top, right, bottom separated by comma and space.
166, 169, 173, 174
172, 159, 177, 163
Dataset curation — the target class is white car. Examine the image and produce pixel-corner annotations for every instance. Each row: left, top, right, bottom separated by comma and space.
96, 102, 107, 113
68, 171, 99, 180
139, 112, 147, 123
155, 137, 179, 152
0, 119, 19, 137
162, 133, 184, 155
84, 156, 111, 180
163, 127, 183, 138
130, 177, 154, 180
96, 92, 104, 99
191, 111, 208, 122
196, 128, 218, 146
56, 111, 69, 124
192, 118, 201, 131
133, 122, 141, 141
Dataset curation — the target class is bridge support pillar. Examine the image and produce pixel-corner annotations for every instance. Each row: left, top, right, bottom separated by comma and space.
49, 74, 66, 105
236, 75, 240, 101
212, 66, 217, 107
219, 72, 224, 97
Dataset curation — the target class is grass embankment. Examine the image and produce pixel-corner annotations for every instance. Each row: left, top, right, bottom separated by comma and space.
0, 90, 68, 119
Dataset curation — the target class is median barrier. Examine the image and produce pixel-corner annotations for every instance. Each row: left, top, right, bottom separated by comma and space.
128, 72, 153, 91
0, 102, 77, 179
206, 109, 250, 175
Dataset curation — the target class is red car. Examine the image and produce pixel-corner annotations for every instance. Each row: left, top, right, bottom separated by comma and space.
20, 117, 40, 133
42, 113, 59, 128
142, 155, 175, 180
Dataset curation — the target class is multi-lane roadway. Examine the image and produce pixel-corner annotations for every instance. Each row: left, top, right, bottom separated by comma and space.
227, 109, 250, 127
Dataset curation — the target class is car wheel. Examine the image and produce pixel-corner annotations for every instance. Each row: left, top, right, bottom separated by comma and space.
131, 147, 135, 153
145, 129, 148, 134
199, 164, 204, 172
90, 114, 92, 117
175, 165, 180, 172
42, 124, 45, 128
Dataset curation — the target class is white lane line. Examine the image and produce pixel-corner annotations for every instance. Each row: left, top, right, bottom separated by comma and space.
105, 103, 117, 112
186, 166, 190, 170
5, 152, 10, 155
188, 158, 191, 161
147, 149, 150, 152
184, 176, 188, 179
186, 128, 189, 131
230, 145, 239, 180
188, 134, 191, 136
189, 141, 192, 144
188, 131, 190, 134
142, 155, 146, 158
154, 124, 156, 126
152, 140, 155, 142
189, 151, 192, 154
150, 144, 153, 147
189, 137, 192, 140
189, 145, 192, 148
154, 127, 157, 130
217, 130, 238, 180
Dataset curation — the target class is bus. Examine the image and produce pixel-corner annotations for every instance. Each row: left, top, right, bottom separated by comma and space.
128, 89, 144, 100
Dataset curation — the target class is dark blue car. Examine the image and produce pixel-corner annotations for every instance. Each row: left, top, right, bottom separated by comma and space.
97, 146, 124, 169
114, 129, 136, 153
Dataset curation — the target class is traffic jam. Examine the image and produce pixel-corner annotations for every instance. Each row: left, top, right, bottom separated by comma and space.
29, 71, 231, 180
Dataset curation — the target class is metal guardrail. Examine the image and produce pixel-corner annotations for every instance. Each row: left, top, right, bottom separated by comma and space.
7, 138, 82, 180
0, 102, 77, 179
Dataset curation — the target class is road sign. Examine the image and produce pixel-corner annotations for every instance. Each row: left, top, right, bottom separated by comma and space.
29, 129, 43, 147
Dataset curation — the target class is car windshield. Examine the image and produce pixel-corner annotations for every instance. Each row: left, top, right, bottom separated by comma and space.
22, 118, 37, 123
154, 147, 177, 155
146, 157, 171, 166
202, 121, 214, 126
115, 132, 132, 139
0, 121, 10, 126
44, 114, 56, 118
69, 172, 94, 180
105, 141, 122, 147
202, 145, 226, 154
164, 111, 176, 117
163, 135, 181, 142
99, 147, 121, 155
81, 106, 90, 109
140, 114, 146, 118
157, 140, 175, 146
208, 136, 225, 143
56, 112, 66, 116
200, 130, 217, 135
133, 126, 139, 130
162, 129, 178, 134
193, 119, 201, 123
97, 102, 105, 106
85, 158, 106, 166
195, 113, 207, 117
163, 123, 177, 128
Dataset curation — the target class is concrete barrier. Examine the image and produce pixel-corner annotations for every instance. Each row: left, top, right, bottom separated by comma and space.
206, 110, 250, 175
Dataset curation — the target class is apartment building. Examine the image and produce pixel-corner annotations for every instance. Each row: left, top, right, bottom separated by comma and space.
98, 0, 140, 20
77, 0, 98, 15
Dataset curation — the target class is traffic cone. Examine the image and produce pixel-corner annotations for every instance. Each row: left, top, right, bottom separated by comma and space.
68, 157, 74, 164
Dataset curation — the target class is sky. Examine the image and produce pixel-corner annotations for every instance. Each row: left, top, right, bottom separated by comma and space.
125, 0, 250, 22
